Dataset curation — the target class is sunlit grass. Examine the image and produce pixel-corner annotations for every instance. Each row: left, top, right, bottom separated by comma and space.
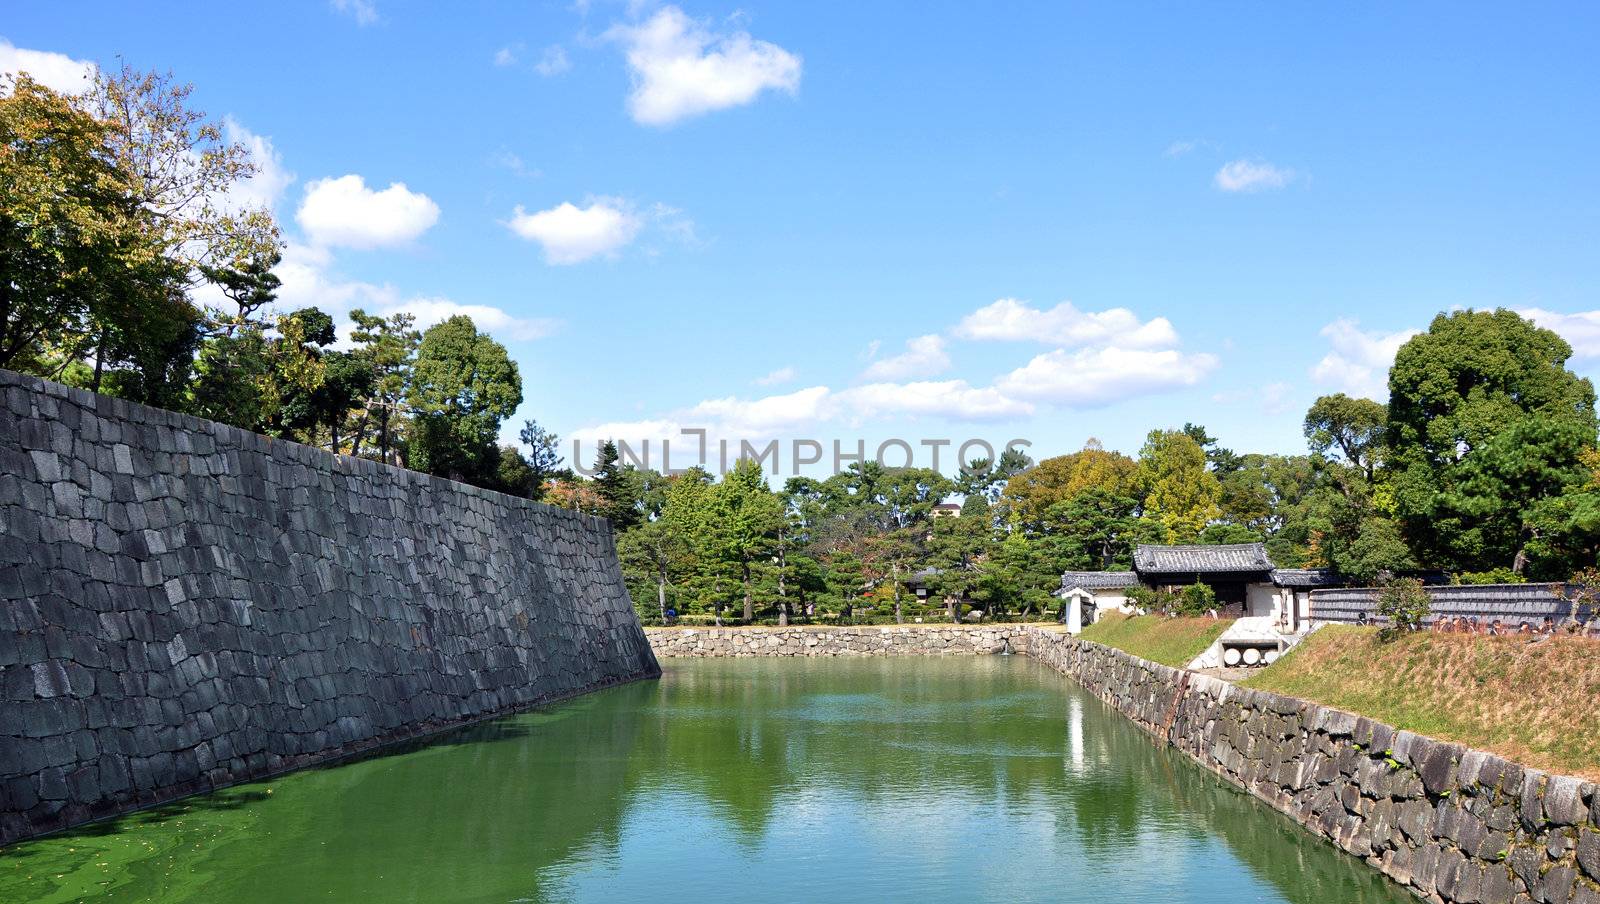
1245, 625, 1600, 780
1078, 612, 1233, 668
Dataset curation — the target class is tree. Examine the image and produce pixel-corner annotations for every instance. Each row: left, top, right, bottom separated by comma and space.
87, 64, 279, 289
925, 495, 994, 621
1003, 440, 1141, 533
823, 551, 866, 622
0, 76, 163, 375
712, 458, 784, 623
348, 309, 420, 463
1304, 393, 1386, 480
1376, 578, 1430, 638
590, 440, 641, 531
407, 316, 522, 487
309, 349, 374, 452
1138, 429, 1222, 543
492, 445, 538, 498
958, 446, 1032, 501
517, 419, 564, 502
618, 518, 686, 624
1182, 422, 1242, 475
198, 247, 281, 330
1455, 417, 1599, 578
1386, 309, 1598, 573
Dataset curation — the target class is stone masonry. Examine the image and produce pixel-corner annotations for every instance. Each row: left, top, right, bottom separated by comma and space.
645, 624, 1033, 657
0, 369, 660, 845
1024, 628, 1600, 904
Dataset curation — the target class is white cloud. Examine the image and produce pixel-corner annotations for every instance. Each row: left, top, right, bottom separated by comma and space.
221, 118, 295, 212
995, 347, 1218, 407
606, 5, 801, 126
836, 381, 1033, 422
689, 386, 833, 435
494, 44, 521, 67
953, 298, 1179, 349
0, 38, 95, 94
860, 334, 951, 381
507, 198, 642, 264
296, 175, 440, 250
755, 366, 796, 386
1520, 308, 1600, 359
535, 45, 571, 77
331, 0, 378, 26
490, 149, 540, 179
1215, 159, 1295, 193
1212, 381, 1295, 416
1310, 319, 1421, 400
267, 243, 557, 344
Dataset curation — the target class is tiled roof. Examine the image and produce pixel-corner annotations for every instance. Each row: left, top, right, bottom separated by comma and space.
1270, 568, 1342, 588
1059, 571, 1139, 592
1133, 543, 1274, 574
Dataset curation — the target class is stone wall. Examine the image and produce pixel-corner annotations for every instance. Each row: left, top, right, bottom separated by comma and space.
0, 369, 659, 845
1023, 628, 1600, 904
645, 625, 1035, 657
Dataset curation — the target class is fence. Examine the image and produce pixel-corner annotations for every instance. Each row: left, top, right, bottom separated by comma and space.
1309, 583, 1593, 627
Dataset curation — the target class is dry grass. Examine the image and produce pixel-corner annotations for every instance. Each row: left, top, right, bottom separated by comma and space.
1244, 625, 1600, 781
1078, 612, 1233, 668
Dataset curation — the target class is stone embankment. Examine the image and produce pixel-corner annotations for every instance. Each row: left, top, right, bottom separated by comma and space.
1024, 629, 1600, 904
644, 624, 1036, 657
645, 624, 1599, 904
0, 369, 659, 845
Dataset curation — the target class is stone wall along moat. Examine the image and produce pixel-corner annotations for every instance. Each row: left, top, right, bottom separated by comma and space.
0, 368, 659, 845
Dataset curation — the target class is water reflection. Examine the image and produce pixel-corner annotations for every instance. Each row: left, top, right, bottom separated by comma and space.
0, 657, 1409, 904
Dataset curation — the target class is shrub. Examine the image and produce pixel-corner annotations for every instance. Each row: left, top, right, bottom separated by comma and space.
1125, 585, 1161, 613
1454, 568, 1526, 585
1175, 581, 1217, 616
1376, 577, 1431, 639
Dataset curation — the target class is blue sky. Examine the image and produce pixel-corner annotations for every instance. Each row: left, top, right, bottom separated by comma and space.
5, 2, 1599, 476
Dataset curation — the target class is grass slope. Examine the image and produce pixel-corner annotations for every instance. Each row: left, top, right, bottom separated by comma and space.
1078, 613, 1233, 668
1244, 625, 1600, 781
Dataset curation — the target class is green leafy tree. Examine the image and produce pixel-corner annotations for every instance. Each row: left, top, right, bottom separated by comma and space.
590, 440, 641, 531
1304, 393, 1387, 480
712, 459, 785, 623
1138, 429, 1222, 543
1376, 577, 1431, 638
618, 518, 687, 624
1004, 440, 1142, 534
925, 495, 995, 621
958, 446, 1032, 501
0, 75, 183, 387
823, 551, 866, 622
406, 315, 522, 487
348, 309, 420, 463
1386, 309, 1598, 573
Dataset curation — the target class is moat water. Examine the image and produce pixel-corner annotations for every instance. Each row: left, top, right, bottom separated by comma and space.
0, 657, 1412, 903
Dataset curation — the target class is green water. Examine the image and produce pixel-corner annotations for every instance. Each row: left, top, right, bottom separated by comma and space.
1, 657, 1412, 903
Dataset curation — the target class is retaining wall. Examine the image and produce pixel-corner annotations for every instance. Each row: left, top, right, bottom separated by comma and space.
1023, 628, 1600, 904
644, 624, 1035, 657
0, 369, 659, 845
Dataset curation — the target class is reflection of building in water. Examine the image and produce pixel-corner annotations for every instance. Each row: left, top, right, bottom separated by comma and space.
1067, 694, 1085, 775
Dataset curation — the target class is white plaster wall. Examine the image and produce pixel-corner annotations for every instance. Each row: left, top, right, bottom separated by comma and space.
1245, 582, 1279, 618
